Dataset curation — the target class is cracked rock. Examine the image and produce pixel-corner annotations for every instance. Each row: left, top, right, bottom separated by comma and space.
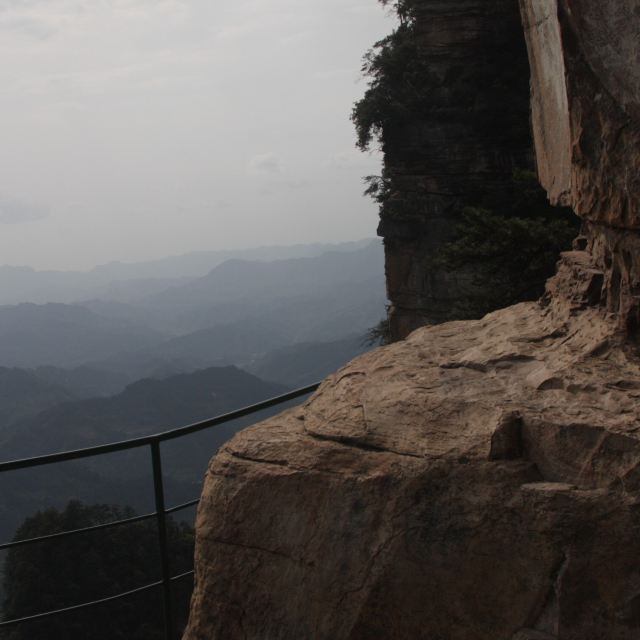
183, 294, 640, 639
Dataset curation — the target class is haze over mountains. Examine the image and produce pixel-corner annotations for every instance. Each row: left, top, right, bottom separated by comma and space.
1, 366, 288, 460
0, 367, 291, 543
0, 239, 386, 542
0, 303, 165, 369
0, 240, 384, 382
0, 240, 373, 306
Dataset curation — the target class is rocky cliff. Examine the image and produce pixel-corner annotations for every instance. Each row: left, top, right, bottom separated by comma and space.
520, 0, 640, 332
183, 2, 640, 638
365, 0, 534, 339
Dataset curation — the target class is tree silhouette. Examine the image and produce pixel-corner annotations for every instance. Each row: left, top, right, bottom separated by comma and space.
2, 501, 194, 640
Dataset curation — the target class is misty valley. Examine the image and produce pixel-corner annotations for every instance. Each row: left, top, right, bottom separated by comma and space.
0, 239, 386, 629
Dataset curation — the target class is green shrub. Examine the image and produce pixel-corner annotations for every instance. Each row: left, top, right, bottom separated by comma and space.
351, 2, 424, 152
435, 170, 579, 318
354, 4, 580, 325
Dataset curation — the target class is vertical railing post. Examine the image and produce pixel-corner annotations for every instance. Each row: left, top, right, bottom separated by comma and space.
151, 440, 174, 640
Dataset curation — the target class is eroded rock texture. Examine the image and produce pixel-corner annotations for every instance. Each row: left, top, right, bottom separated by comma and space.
379, 0, 533, 339
184, 270, 640, 639
520, 0, 640, 330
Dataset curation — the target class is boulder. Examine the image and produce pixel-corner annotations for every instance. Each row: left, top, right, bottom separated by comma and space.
184, 266, 640, 637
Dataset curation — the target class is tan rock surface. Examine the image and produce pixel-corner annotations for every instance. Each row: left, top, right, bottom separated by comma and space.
183, 265, 640, 638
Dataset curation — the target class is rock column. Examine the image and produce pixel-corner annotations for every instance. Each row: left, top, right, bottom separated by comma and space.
380, 0, 533, 339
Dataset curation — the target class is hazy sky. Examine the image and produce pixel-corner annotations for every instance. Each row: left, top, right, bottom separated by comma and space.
0, 0, 394, 270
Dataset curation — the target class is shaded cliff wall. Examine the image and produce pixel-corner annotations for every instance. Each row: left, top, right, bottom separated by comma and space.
520, 0, 640, 331
379, 0, 533, 339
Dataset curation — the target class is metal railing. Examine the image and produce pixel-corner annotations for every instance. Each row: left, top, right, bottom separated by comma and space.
0, 382, 320, 639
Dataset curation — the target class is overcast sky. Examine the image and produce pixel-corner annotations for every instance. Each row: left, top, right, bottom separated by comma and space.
0, 0, 394, 270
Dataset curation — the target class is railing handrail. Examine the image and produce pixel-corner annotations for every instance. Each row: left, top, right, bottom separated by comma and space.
0, 508, 158, 552
0, 382, 320, 472
0, 381, 321, 637
0, 570, 195, 628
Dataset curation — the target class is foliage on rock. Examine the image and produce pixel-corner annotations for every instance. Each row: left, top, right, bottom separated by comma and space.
351, 4, 421, 152
364, 317, 392, 346
434, 171, 580, 319
353, 0, 578, 326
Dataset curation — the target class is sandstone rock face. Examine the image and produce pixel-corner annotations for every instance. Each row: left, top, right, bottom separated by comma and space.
520, 0, 640, 328
184, 267, 640, 639
378, 0, 533, 339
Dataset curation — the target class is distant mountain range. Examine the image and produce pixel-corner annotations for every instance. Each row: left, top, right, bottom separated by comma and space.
0, 333, 371, 436
0, 303, 166, 368
32, 365, 130, 398
0, 366, 290, 542
0, 239, 386, 544
246, 334, 369, 387
0, 239, 374, 306
78, 240, 386, 334
0, 241, 385, 378
1, 366, 287, 459
0, 367, 75, 430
